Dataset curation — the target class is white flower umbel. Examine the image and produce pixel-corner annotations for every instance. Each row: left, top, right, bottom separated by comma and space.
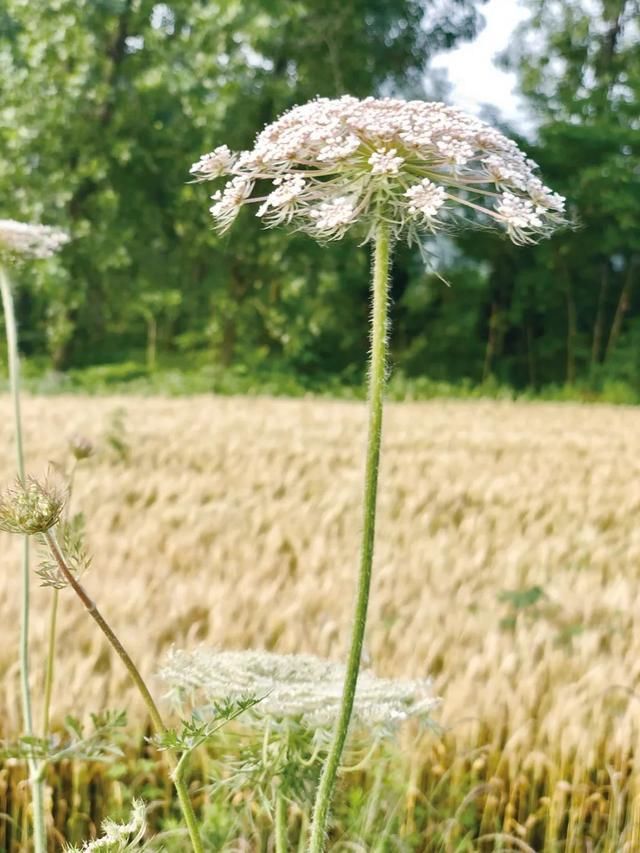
0, 219, 69, 260
191, 95, 566, 853
191, 95, 566, 245
64, 800, 146, 852
160, 649, 438, 730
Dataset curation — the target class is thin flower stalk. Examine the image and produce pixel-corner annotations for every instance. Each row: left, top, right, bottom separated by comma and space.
41, 531, 205, 853
42, 590, 59, 738
0, 263, 47, 853
43, 455, 82, 738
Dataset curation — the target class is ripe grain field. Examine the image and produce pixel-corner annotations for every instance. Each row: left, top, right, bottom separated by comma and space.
2, 394, 640, 849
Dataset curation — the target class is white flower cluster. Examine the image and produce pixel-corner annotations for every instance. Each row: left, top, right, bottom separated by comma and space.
64, 800, 146, 852
191, 95, 566, 244
0, 219, 69, 260
159, 648, 438, 729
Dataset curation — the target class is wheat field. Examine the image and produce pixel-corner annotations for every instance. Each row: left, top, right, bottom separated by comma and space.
2, 393, 640, 845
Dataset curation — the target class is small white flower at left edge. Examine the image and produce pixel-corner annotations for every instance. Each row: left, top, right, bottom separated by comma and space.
0, 219, 69, 260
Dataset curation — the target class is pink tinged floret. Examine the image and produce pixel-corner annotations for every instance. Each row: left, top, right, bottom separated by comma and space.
404, 180, 447, 219
368, 148, 405, 175
190, 145, 236, 180
308, 197, 357, 238
209, 176, 254, 228
256, 175, 307, 223
495, 192, 551, 242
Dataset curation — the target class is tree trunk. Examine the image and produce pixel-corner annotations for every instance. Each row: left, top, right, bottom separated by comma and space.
591, 262, 609, 367
605, 258, 636, 362
566, 279, 577, 384
220, 318, 236, 367
483, 302, 499, 382
146, 315, 157, 372
526, 320, 537, 388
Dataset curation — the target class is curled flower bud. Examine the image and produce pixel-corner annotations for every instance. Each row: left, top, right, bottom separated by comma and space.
0, 219, 69, 261
192, 95, 566, 245
0, 478, 65, 535
69, 434, 94, 461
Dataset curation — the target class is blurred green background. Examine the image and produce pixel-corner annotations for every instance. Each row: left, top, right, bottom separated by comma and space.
0, 0, 638, 399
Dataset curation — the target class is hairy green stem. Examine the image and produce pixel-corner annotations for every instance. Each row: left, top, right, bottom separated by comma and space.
308, 222, 391, 852
173, 751, 205, 853
42, 531, 204, 853
0, 264, 47, 853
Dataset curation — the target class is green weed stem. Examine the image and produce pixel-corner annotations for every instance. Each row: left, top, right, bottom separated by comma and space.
275, 789, 288, 853
42, 530, 204, 853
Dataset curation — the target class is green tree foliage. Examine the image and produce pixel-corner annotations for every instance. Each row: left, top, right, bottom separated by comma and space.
0, 0, 483, 375
3, 0, 635, 394
428, 0, 640, 389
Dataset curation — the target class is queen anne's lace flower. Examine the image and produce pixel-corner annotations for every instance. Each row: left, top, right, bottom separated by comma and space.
159, 648, 438, 729
192, 95, 566, 244
0, 219, 69, 260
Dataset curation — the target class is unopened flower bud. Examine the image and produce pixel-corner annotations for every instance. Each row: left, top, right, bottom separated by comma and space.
69, 434, 94, 461
0, 478, 65, 535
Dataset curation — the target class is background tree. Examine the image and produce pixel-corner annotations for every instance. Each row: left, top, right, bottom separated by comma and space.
0, 0, 484, 376
465, 0, 638, 388
2, 0, 636, 395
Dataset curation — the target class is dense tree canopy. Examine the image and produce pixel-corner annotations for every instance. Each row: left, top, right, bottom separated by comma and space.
0, 0, 637, 393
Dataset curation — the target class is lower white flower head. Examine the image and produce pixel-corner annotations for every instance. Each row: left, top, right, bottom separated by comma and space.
0, 219, 69, 260
159, 648, 438, 730
64, 800, 146, 852
192, 95, 566, 245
